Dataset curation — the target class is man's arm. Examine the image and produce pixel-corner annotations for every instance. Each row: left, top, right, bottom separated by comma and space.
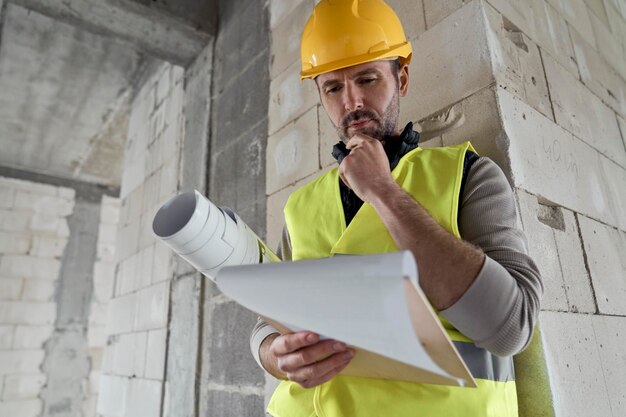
340, 134, 542, 356
340, 134, 483, 310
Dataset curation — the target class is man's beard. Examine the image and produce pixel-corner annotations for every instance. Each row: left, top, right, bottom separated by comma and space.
337, 91, 400, 142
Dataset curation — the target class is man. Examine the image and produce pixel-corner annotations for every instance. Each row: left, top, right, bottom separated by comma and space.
251, 1, 542, 416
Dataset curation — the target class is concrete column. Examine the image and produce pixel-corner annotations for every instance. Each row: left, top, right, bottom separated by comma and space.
40, 197, 100, 417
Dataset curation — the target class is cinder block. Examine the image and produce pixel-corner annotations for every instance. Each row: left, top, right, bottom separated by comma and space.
100, 195, 121, 225
125, 184, 145, 225
605, 3, 626, 46
436, 87, 511, 171
483, 3, 553, 120
318, 105, 340, 168
93, 262, 116, 285
116, 252, 139, 296
0, 209, 30, 232
97, 242, 117, 263
270, 0, 312, 79
204, 390, 264, 417
138, 245, 155, 291
487, 0, 579, 76
0, 325, 14, 349
30, 236, 67, 258
516, 191, 568, 311
0, 301, 56, 325
82, 395, 97, 417
0, 399, 42, 417
591, 315, 626, 415
545, 0, 597, 47
0, 185, 15, 209
106, 293, 136, 335
12, 325, 54, 348
145, 328, 166, 380
268, 61, 318, 136
269, 0, 308, 28
543, 52, 626, 167
115, 221, 140, 263
0, 178, 56, 197
552, 210, 596, 313
57, 187, 75, 201
403, 0, 493, 122
151, 242, 173, 285
2, 374, 46, 400
266, 107, 320, 195
111, 332, 147, 377
0, 350, 45, 375
578, 215, 626, 315
88, 303, 108, 327
126, 378, 162, 417
29, 213, 60, 235
586, 0, 610, 26
56, 220, 70, 238
158, 157, 179, 205
423, 0, 466, 29
540, 311, 612, 417
0, 279, 23, 301
120, 153, 147, 200
498, 88, 625, 231
133, 282, 170, 332
207, 301, 265, 386
0, 255, 62, 280
32, 196, 74, 217
386, 0, 426, 40
98, 223, 118, 246
21, 279, 55, 302
87, 325, 107, 348
156, 66, 171, 106
96, 374, 129, 417
570, 29, 626, 117
589, 8, 626, 79
138, 212, 157, 252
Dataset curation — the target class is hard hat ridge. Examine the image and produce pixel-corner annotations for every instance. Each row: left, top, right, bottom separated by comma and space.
300, 0, 413, 80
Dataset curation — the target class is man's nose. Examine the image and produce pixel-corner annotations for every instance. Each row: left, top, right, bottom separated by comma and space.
343, 84, 363, 112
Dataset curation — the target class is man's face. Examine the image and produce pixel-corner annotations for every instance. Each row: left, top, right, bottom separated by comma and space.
316, 60, 409, 142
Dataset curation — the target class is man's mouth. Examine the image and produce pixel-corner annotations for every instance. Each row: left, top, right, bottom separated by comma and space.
349, 119, 373, 130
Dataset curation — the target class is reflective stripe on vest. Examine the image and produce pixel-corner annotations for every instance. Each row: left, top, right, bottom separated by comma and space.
271, 142, 518, 417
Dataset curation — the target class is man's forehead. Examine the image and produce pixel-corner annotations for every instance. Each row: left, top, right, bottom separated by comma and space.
316, 60, 392, 84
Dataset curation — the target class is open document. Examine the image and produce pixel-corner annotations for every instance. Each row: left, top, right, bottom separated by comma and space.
217, 251, 476, 387
153, 191, 475, 387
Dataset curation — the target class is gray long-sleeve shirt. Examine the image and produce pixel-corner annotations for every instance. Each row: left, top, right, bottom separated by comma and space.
250, 156, 543, 368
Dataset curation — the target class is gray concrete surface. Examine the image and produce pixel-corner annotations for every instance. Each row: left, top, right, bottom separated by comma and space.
10, 0, 213, 65
40, 198, 100, 417
200, 1, 269, 415
0, 4, 143, 186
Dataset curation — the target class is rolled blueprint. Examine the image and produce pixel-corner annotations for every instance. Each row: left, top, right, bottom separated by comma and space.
152, 190, 278, 281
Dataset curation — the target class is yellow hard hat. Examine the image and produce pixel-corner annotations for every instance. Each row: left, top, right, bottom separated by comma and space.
300, 0, 413, 80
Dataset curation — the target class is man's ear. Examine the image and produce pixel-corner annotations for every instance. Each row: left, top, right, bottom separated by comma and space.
399, 64, 409, 97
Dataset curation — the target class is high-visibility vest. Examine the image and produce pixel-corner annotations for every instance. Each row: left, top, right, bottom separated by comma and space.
268, 142, 518, 417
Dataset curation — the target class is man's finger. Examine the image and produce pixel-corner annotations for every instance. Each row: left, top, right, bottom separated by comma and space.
286, 349, 354, 385
297, 353, 354, 389
271, 332, 319, 355
278, 339, 348, 372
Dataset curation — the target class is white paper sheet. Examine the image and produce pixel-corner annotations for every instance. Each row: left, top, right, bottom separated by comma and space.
216, 251, 460, 384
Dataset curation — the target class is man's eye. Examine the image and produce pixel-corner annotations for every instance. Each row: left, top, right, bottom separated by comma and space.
325, 86, 341, 94
359, 78, 377, 85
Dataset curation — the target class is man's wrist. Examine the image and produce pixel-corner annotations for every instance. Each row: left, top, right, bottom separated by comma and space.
260, 333, 286, 379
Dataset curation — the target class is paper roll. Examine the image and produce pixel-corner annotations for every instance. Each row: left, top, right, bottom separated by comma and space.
152, 190, 277, 281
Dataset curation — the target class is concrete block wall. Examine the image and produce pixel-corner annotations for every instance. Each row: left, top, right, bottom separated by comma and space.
85, 195, 121, 417
266, 0, 626, 416
98, 62, 184, 417
0, 177, 73, 417
198, 1, 269, 415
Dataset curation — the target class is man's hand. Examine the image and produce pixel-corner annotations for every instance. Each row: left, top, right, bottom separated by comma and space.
338, 134, 397, 202
260, 332, 355, 389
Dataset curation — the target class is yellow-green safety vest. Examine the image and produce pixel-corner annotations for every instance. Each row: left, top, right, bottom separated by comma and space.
268, 142, 518, 417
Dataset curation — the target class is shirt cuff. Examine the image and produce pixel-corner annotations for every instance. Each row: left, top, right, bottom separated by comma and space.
440, 256, 518, 343
250, 322, 280, 370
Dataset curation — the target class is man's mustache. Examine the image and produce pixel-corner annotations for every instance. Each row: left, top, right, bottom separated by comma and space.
342, 109, 378, 129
